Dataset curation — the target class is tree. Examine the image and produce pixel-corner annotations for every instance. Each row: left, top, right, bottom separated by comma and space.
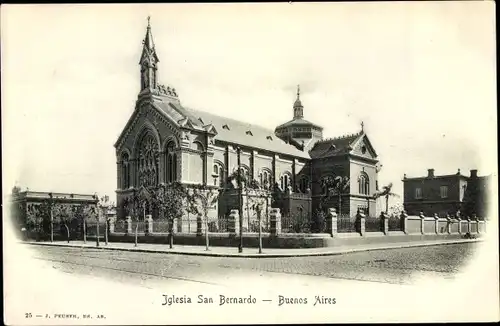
26, 203, 44, 241
373, 182, 400, 214
320, 175, 350, 217
52, 203, 74, 243
123, 188, 150, 247
153, 182, 185, 249
184, 184, 220, 251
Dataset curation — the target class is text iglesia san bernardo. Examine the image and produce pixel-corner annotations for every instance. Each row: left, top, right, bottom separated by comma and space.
162, 294, 337, 306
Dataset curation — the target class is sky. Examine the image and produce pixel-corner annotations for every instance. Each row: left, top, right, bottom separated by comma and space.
2, 3, 497, 209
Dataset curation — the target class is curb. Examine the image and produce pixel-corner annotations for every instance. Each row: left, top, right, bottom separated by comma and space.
22, 239, 483, 258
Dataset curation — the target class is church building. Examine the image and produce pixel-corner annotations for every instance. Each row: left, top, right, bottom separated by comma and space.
114, 19, 381, 221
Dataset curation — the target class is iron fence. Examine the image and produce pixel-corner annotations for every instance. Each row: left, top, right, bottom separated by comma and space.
113, 219, 127, 233
281, 214, 311, 233
337, 214, 357, 233
153, 221, 172, 233
365, 217, 383, 232
208, 218, 231, 232
86, 222, 107, 237
388, 217, 403, 231
130, 221, 146, 234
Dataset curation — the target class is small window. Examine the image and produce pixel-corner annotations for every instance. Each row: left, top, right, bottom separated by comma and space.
440, 186, 448, 199
415, 187, 423, 199
361, 146, 367, 154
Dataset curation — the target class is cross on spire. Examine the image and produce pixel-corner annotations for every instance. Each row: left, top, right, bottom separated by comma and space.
297, 84, 300, 99
147, 15, 151, 27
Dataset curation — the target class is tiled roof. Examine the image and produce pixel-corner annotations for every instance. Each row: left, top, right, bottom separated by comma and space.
184, 108, 310, 159
275, 118, 323, 129
309, 132, 363, 158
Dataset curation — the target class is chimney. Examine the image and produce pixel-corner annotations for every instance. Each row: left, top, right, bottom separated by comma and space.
470, 169, 478, 178
427, 169, 435, 178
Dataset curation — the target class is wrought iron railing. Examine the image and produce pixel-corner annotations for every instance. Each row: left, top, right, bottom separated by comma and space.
281, 214, 311, 233
365, 217, 383, 232
388, 217, 403, 231
337, 214, 357, 233
86, 222, 107, 236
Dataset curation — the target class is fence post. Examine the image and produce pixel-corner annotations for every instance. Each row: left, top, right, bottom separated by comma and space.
381, 212, 389, 235
446, 214, 452, 234
434, 213, 439, 234
419, 212, 425, 235
125, 216, 132, 234
327, 208, 338, 237
228, 209, 240, 236
356, 211, 366, 236
145, 215, 153, 235
270, 208, 281, 236
401, 211, 408, 234
108, 218, 115, 233
196, 213, 204, 236
467, 216, 471, 234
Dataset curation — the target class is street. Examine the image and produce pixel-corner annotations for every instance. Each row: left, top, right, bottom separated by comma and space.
27, 242, 478, 287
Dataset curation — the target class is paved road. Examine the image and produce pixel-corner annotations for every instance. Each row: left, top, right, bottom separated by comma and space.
26, 242, 478, 287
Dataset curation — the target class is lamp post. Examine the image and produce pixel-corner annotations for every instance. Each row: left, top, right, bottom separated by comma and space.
237, 146, 243, 253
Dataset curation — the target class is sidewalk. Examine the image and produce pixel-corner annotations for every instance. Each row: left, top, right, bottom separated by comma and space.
22, 237, 482, 258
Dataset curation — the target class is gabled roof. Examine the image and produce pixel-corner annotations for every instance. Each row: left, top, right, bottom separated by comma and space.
310, 131, 367, 159
184, 108, 310, 159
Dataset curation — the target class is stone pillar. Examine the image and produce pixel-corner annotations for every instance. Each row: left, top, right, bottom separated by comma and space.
446, 214, 452, 234
145, 215, 153, 234
419, 211, 425, 235
171, 218, 178, 234
327, 208, 338, 237
356, 211, 366, 236
381, 212, 389, 235
125, 216, 132, 234
228, 209, 240, 236
196, 213, 205, 236
108, 218, 115, 233
401, 211, 409, 234
270, 208, 281, 236
467, 217, 471, 234
434, 213, 439, 234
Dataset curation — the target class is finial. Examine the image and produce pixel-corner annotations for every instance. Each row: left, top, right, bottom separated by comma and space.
147, 16, 151, 28
361, 121, 364, 132
297, 84, 300, 99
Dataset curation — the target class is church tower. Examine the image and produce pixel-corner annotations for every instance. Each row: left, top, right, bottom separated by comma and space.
293, 85, 304, 119
139, 17, 159, 92
275, 85, 323, 152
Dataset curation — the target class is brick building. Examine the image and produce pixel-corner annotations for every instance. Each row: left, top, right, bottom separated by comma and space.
9, 188, 99, 238
114, 19, 381, 221
402, 168, 492, 218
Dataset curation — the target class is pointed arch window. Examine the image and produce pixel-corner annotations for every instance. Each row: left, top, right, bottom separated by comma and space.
280, 172, 291, 191
358, 173, 370, 195
299, 176, 309, 193
165, 142, 177, 183
137, 133, 159, 188
213, 162, 225, 187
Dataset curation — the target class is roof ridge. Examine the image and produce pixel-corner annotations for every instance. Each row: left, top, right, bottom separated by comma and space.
185, 107, 275, 135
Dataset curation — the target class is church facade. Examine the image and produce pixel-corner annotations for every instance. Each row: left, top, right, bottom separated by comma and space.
114, 20, 381, 221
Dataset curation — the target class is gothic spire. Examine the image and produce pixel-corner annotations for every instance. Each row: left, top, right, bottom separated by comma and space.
139, 16, 159, 91
293, 84, 304, 119
140, 16, 159, 64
